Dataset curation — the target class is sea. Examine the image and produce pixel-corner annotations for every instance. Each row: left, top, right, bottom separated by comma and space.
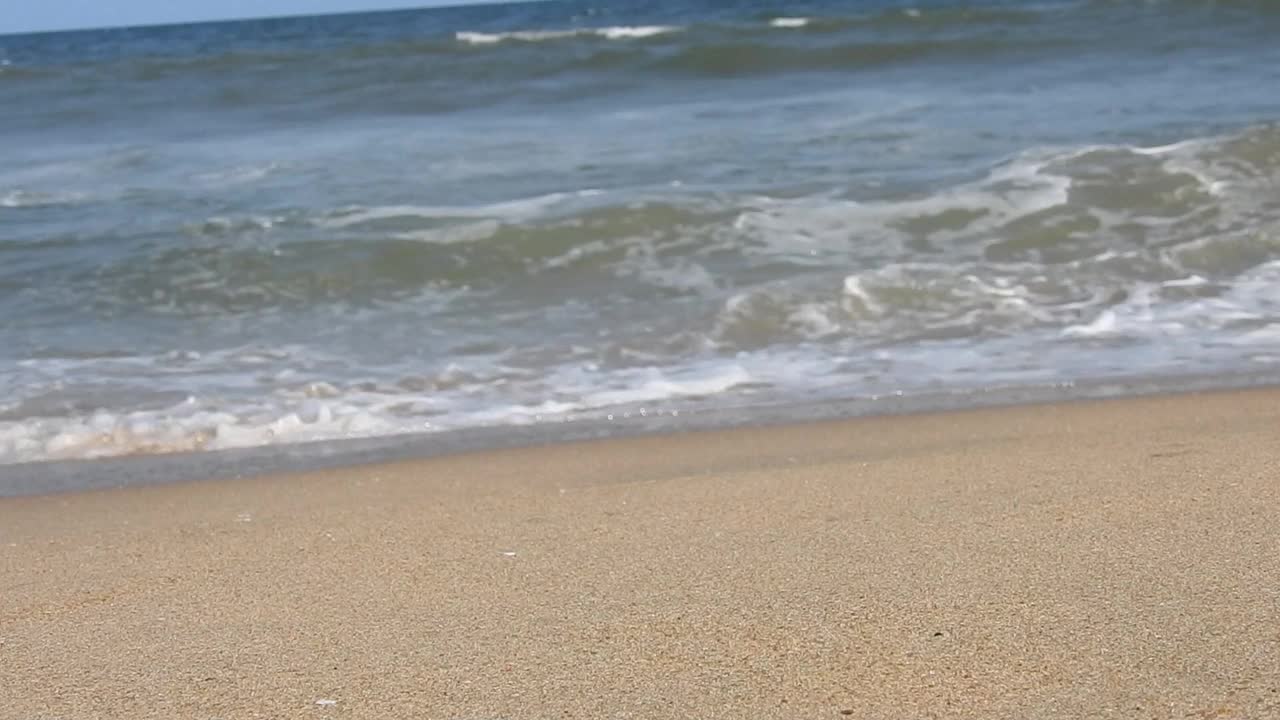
3, 0, 1280, 487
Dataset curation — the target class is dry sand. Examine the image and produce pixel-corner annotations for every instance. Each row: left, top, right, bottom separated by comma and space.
2, 389, 1279, 719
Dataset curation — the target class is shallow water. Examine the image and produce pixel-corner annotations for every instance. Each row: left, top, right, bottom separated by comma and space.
2, 0, 1280, 466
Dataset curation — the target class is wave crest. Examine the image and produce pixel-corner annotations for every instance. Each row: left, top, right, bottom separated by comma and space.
455, 25, 682, 45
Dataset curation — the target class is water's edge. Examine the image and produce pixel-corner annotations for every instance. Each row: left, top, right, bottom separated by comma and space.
3, 369, 1275, 498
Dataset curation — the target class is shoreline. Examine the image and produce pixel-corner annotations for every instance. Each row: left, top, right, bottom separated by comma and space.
3, 367, 1279, 498
4, 386, 1279, 717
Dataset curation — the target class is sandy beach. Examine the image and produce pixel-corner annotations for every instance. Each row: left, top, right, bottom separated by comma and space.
3, 388, 1279, 719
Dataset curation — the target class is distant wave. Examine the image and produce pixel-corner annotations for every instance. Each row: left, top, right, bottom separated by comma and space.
1, 5, 1072, 124
26, 124, 1279, 319
1, 189, 86, 208
455, 25, 682, 45
451, 7, 1047, 47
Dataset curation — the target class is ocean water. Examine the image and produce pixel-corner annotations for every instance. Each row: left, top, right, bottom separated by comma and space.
3, 0, 1280, 469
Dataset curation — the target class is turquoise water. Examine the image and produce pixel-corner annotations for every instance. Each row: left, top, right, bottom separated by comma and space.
2, 0, 1280, 465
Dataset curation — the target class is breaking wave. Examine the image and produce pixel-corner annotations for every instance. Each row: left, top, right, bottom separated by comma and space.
4, 124, 1280, 464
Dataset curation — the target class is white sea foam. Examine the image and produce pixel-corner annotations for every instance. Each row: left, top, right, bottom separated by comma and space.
455, 26, 681, 45
1060, 308, 1122, 339
729, 130, 1267, 273
318, 189, 603, 228
0, 358, 761, 465
1, 189, 86, 208
562, 364, 753, 409
769, 17, 811, 28
390, 220, 503, 245
1131, 138, 1209, 157
192, 162, 281, 186
456, 30, 575, 44
788, 303, 843, 339
730, 150, 1074, 260
1060, 260, 1280, 342
596, 26, 681, 39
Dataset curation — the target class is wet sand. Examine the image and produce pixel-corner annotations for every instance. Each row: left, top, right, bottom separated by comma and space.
3, 389, 1279, 719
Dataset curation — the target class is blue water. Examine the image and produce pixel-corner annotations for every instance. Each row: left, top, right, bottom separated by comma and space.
2, 0, 1280, 465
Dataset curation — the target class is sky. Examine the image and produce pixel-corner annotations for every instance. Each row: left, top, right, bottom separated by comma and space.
4, 1, 499, 35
